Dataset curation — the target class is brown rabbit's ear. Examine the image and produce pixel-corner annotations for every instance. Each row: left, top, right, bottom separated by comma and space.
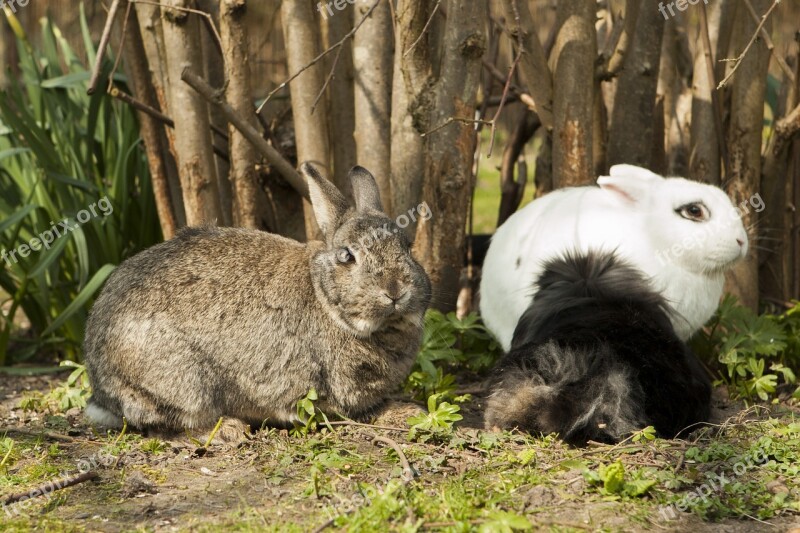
349, 166, 384, 213
301, 163, 349, 238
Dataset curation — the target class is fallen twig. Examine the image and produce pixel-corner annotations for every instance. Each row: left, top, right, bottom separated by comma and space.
2, 471, 98, 506
1, 427, 76, 443
370, 434, 414, 483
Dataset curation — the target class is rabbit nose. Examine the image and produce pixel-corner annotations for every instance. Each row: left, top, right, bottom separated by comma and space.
736, 238, 745, 247
382, 280, 404, 304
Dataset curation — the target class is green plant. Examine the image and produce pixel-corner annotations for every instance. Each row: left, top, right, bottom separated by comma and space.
405, 310, 501, 400
693, 296, 800, 401
407, 392, 463, 442
18, 361, 90, 413
141, 438, 167, 455
584, 461, 656, 498
292, 388, 328, 437
0, 6, 160, 364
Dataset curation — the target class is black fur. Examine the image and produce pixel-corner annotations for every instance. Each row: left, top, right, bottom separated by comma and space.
484, 251, 711, 445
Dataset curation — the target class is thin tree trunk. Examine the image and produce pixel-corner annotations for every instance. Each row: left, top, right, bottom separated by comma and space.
281, 0, 332, 240
391, 0, 432, 228
133, 1, 186, 227
353, 0, 393, 213
199, 0, 233, 226
501, 0, 554, 130
550, 0, 596, 187
161, 0, 223, 226
414, 0, 485, 310
122, 4, 178, 239
607, 0, 665, 169
324, 3, 356, 201
724, 0, 772, 310
690, 1, 721, 184
220, 0, 270, 229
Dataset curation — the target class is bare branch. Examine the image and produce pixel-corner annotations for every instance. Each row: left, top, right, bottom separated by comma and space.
256, 0, 380, 114
87, 0, 122, 95
717, 0, 780, 89
181, 68, 308, 200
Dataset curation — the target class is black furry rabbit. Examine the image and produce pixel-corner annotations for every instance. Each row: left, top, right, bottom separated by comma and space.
484, 251, 711, 445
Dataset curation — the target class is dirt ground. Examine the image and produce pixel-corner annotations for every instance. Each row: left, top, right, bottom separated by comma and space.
1, 373, 799, 532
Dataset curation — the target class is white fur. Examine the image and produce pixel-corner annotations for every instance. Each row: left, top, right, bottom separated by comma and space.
85, 403, 123, 428
481, 164, 748, 350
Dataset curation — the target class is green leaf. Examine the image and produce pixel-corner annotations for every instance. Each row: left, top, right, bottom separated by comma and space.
40, 264, 115, 337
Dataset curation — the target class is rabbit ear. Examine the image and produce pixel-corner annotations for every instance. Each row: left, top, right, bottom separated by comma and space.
349, 166, 384, 213
597, 165, 662, 205
301, 163, 349, 238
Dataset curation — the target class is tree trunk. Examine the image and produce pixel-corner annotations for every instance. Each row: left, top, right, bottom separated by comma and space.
690, 1, 721, 184
501, 0, 554, 130
161, 0, 223, 226
199, 0, 233, 226
133, 1, 186, 227
220, 0, 270, 229
607, 0, 665, 169
724, 0, 772, 310
324, 3, 357, 201
550, 0, 596, 187
391, 0, 432, 229
353, 0, 393, 213
414, 0, 485, 311
122, 4, 178, 239
281, 0, 332, 240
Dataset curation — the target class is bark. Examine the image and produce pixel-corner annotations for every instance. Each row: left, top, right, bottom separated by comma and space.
161, 0, 223, 226
324, 3, 356, 201
607, 0, 665, 169
724, 0, 772, 310
550, 0, 596, 187
391, 0, 432, 229
352, 0, 393, 213
603, 0, 640, 78
690, 1, 722, 184
414, 0, 485, 311
281, 0, 332, 240
133, 1, 186, 227
199, 0, 233, 226
759, 52, 800, 305
501, 0, 554, 130
220, 0, 271, 229
121, 4, 178, 239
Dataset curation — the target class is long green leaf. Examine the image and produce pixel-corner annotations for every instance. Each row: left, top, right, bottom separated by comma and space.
40, 264, 115, 338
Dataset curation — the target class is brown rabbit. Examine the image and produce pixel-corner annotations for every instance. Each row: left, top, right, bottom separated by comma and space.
83, 164, 431, 438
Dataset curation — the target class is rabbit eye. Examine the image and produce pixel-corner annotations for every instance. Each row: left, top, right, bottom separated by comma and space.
336, 248, 355, 264
677, 203, 709, 222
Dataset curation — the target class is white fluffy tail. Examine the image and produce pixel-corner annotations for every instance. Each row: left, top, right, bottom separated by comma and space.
85, 402, 123, 428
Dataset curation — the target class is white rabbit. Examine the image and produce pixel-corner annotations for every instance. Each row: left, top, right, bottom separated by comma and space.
480, 165, 749, 351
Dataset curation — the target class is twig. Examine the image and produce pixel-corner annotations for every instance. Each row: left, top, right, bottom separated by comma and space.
324, 420, 408, 432
741, 0, 794, 83
310, 44, 344, 116
2, 471, 98, 506
370, 435, 414, 483
420, 117, 493, 137
717, 0, 780, 89
486, 48, 522, 158
130, 0, 222, 53
106, 1, 133, 94
256, 0, 380, 113
402, 0, 441, 58
1, 427, 76, 443
181, 68, 309, 199
87, 0, 122, 95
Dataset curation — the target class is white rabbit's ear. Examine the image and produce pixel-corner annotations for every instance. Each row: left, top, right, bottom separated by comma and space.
349, 166, 384, 213
597, 165, 662, 205
301, 162, 349, 238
